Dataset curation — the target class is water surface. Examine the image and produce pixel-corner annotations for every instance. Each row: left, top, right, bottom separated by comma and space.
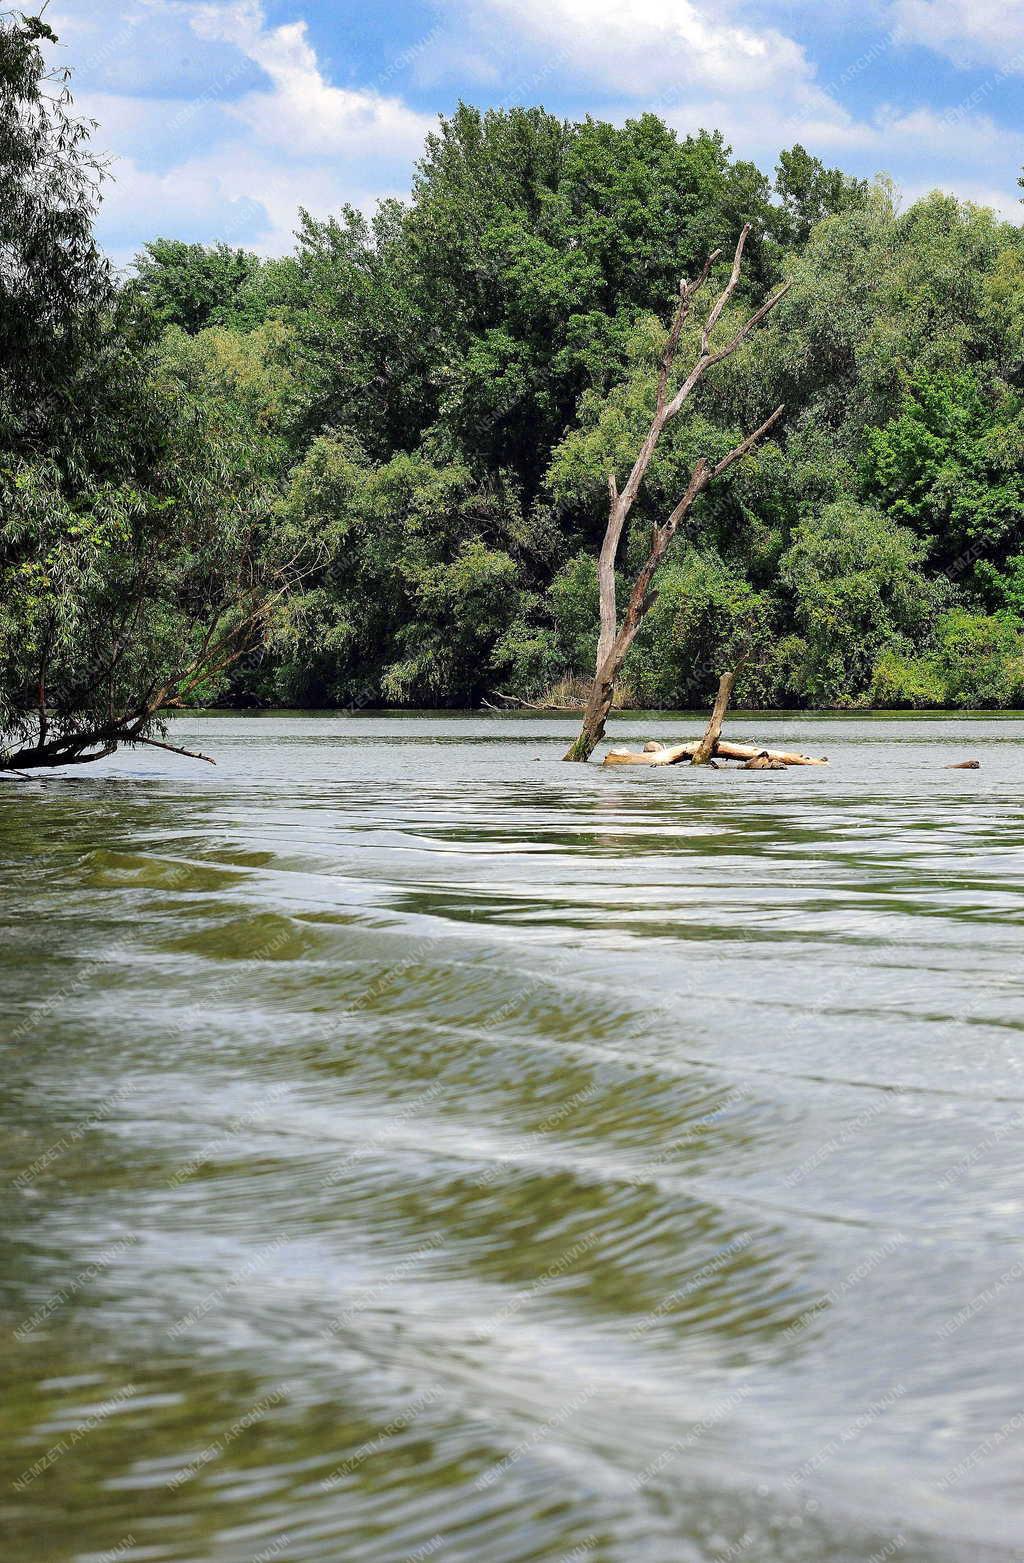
2, 712, 1023, 1563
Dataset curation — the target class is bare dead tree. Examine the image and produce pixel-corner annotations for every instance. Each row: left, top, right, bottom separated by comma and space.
563, 226, 789, 762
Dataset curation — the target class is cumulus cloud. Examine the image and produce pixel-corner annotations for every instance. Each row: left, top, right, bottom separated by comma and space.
419, 0, 886, 182
42, 0, 1024, 265
185, 1, 435, 158
51, 2, 262, 97
889, 1, 1024, 70
470, 0, 815, 99
448, 0, 1024, 216
50, 0, 434, 265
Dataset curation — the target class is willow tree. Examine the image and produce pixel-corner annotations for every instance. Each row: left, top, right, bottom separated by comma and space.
0, 10, 298, 773
563, 227, 789, 762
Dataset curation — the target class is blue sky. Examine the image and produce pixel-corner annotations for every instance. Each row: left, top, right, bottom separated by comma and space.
45, 0, 1024, 267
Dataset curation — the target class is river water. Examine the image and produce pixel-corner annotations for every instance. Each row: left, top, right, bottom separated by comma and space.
2, 713, 1023, 1563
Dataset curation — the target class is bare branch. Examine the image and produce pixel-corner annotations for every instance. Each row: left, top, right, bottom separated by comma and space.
712, 405, 785, 480
664, 277, 790, 422
662, 457, 711, 537
701, 224, 750, 355
596, 488, 623, 671
691, 661, 747, 765
131, 736, 217, 766
657, 249, 719, 406
706, 280, 792, 369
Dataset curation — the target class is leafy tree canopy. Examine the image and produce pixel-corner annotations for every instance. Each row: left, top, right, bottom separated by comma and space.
9, 18, 1024, 755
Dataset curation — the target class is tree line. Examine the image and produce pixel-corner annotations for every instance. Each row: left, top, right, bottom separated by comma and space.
5, 10, 1024, 769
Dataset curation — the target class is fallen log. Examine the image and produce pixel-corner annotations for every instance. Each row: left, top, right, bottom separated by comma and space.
713, 740, 827, 767
603, 744, 689, 766
647, 740, 704, 766
744, 751, 787, 769
603, 739, 827, 767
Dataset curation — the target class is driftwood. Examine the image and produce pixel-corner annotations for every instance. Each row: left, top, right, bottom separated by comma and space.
603, 739, 827, 768
484, 691, 584, 713
598, 652, 827, 773
691, 667, 742, 766
715, 741, 827, 766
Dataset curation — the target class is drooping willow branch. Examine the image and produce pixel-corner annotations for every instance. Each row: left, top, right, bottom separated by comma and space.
1, 575, 294, 772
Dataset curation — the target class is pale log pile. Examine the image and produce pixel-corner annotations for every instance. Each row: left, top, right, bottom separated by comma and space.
601, 673, 828, 768
603, 740, 827, 768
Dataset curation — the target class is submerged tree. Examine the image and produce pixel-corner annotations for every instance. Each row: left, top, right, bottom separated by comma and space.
563, 227, 789, 761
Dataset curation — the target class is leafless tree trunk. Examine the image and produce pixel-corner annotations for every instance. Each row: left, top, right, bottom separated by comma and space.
563, 226, 788, 762
690, 665, 744, 766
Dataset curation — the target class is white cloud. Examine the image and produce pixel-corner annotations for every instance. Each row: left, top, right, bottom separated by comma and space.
51, 2, 262, 96
655, 91, 1024, 206
96, 152, 269, 259
442, 0, 891, 163
98, 141, 402, 268
896, 178, 1024, 222
44, 0, 1024, 266
185, 1, 434, 158
889, 1, 1024, 70
873, 105, 1024, 166
49, 0, 436, 266
440, 0, 1024, 214
442, 0, 827, 102
474, 0, 812, 97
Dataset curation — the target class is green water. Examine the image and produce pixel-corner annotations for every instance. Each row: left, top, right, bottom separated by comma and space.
2, 713, 1023, 1563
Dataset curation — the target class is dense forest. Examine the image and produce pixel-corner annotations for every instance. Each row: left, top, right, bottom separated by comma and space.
6, 8, 1024, 768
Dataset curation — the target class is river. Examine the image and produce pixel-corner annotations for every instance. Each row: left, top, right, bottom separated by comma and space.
2, 712, 1023, 1563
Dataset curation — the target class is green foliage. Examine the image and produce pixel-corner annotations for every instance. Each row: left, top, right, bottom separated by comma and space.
268, 443, 526, 706
774, 144, 867, 247
287, 201, 428, 462
872, 612, 1024, 709
864, 371, 1024, 570
626, 550, 776, 709
976, 552, 1024, 615
934, 610, 1024, 707
0, 12, 293, 765
288, 107, 851, 496
751, 190, 1017, 453
548, 554, 601, 674
8, 18, 1024, 743
870, 650, 947, 709
127, 240, 269, 334
145, 161, 1024, 714
780, 501, 946, 706
0, 8, 111, 457
383, 540, 518, 704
